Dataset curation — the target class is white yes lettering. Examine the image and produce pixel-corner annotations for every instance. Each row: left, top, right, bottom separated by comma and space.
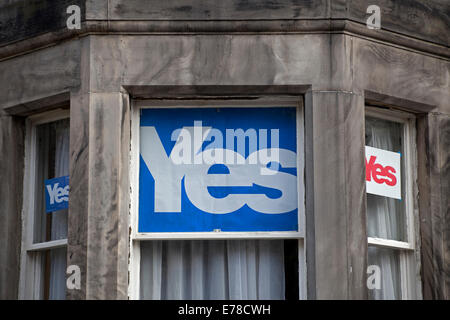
140, 126, 297, 214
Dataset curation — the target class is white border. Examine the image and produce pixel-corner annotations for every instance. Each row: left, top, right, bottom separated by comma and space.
367, 238, 413, 250
131, 101, 305, 240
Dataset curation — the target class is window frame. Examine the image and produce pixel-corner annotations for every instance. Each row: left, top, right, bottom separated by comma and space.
365, 106, 422, 300
19, 109, 70, 300
128, 98, 307, 300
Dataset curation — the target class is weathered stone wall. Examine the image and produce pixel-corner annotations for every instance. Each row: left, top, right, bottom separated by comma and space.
0, 0, 448, 300
0, 112, 24, 300
0, 0, 85, 45
3, 1, 448, 46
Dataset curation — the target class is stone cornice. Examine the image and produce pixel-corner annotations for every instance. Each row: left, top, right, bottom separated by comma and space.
0, 19, 448, 61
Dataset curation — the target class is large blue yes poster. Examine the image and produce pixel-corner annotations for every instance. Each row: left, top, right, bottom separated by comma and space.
139, 107, 298, 233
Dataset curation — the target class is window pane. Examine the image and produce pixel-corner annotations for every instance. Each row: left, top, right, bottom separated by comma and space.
368, 246, 401, 300
365, 117, 406, 241
34, 247, 67, 300
33, 118, 70, 243
366, 194, 405, 241
365, 117, 402, 153
139, 240, 297, 300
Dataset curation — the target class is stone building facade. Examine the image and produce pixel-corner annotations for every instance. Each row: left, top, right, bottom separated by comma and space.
0, 0, 448, 300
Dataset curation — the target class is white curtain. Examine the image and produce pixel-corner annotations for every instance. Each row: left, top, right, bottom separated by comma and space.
366, 117, 403, 300
140, 240, 285, 300
368, 247, 400, 300
48, 119, 70, 300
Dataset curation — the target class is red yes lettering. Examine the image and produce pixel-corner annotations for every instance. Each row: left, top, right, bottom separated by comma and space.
384, 166, 397, 186
366, 155, 397, 186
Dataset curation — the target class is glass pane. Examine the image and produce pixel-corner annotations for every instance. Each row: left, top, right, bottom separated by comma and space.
33, 118, 69, 243
368, 246, 401, 300
139, 239, 298, 300
365, 117, 402, 153
35, 247, 67, 300
365, 117, 406, 241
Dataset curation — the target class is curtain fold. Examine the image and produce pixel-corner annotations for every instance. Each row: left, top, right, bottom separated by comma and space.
140, 240, 285, 300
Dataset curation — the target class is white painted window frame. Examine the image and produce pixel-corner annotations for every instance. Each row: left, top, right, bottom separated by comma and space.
128, 98, 307, 300
18, 109, 70, 300
365, 106, 422, 300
